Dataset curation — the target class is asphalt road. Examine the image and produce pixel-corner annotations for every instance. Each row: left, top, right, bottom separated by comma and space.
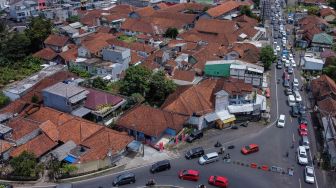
29, 1, 325, 188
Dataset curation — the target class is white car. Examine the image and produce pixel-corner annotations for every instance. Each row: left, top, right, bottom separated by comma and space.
198, 152, 219, 165
276, 46, 281, 51
294, 91, 302, 102
285, 60, 290, 67
282, 56, 287, 62
305, 166, 315, 184
274, 50, 277, 56
297, 146, 309, 165
289, 53, 293, 59
291, 59, 296, 67
277, 114, 286, 128
273, 41, 277, 47
293, 78, 299, 87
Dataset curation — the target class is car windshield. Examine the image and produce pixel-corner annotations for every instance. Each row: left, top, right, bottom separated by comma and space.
203, 155, 208, 160
300, 153, 306, 158
245, 146, 251, 150
306, 169, 314, 176
182, 170, 188, 175
279, 119, 284, 123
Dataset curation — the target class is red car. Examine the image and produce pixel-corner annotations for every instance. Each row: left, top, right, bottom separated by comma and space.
299, 124, 308, 136
178, 169, 199, 181
241, 144, 259, 155
208, 175, 229, 188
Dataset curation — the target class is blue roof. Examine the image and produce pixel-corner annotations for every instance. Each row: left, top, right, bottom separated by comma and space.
64, 155, 77, 163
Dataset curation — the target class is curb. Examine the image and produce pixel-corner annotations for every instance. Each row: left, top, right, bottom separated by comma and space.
56, 164, 126, 183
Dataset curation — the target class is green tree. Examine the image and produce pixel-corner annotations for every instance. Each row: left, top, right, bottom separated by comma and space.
164, 28, 178, 39
60, 164, 77, 175
240, 6, 253, 17
307, 6, 319, 15
66, 15, 80, 23
147, 70, 176, 106
0, 91, 10, 108
2, 32, 31, 61
25, 17, 53, 52
69, 66, 91, 78
260, 45, 276, 70
91, 77, 107, 90
10, 151, 37, 177
129, 92, 145, 105
120, 66, 152, 97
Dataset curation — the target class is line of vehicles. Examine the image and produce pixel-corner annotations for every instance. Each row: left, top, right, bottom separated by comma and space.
273, 3, 316, 184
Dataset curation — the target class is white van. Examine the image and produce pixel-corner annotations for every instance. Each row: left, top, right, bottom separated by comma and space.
288, 95, 296, 106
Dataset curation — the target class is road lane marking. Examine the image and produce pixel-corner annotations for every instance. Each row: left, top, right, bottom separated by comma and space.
299, 178, 302, 188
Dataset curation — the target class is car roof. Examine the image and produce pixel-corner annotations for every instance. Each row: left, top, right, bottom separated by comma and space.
306, 166, 314, 173
279, 114, 285, 119
215, 176, 228, 182
299, 146, 306, 151
118, 172, 134, 178
185, 169, 199, 175
192, 147, 203, 152
250, 144, 258, 147
206, 152, 218, 157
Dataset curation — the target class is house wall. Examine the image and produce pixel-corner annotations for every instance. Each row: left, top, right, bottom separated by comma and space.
215, 92, 229, 112
42, 91, 72, 113
188, 116, 206, 130
78, 46, 91, 58
102, 47, 131, 69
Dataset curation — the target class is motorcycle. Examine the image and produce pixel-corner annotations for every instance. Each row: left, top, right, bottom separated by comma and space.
146, 179, 156, 186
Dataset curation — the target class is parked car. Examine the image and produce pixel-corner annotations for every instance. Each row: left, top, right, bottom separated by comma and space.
186, 130, 203, 143
208, 176, 229, 188
199, 152, 219, 165
285, 60, 290, 68
283, 79, 290, 87
277, 114, 286, 127
178, 169, 200, 181
185, 147, 205, 160
277, 62, 283, 69
299, 124, 308, 136
151, 160, 171, 173
291, 105, 300, 117
293, 78, 299, 87
294, 91, 302, 102
299, 115, 308, 125
297, 146, 309, 165
112, 172, 136, 186
304, 166, 315, 184
276, 45, 281, 51
298, 103, 306, 115
241, 144, 259, 155
285, 88, 293, 96
287, 67, 294, 74
300, 135, 310, 150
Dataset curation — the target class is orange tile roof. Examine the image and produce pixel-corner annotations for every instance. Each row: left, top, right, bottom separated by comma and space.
59, 46, 78, 62
172, 70, 196, 82
311, 75, 336, 100
0, 99, 27, 114
0, 140, 13, 153
195, 19, 238, 35
33, 48, 57, 61
10, 133, 57, 158
117, 105, 188, 137
320, 8, 336, 17
44, 34, 69, 47
160, 2, 208, 13
80, 128, 133, 162
108, 4, 136, 14
7, 117, 40, 140
82, 33, 115, 54
39, 120, 59, 142
134, 6, 156, 17
317, 97, 336, 115
206, 1, 241, 18
26, 107, 74, 126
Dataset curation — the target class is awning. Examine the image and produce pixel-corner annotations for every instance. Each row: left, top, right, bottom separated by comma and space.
71, 107, 91, 117
127, 140, 142, 152
64, 155, 77, 164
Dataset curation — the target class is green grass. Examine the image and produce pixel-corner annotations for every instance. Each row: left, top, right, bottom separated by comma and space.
117, 35, 136, 43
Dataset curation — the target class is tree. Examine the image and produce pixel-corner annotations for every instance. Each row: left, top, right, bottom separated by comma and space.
129, 93, 145, 105
25, 17, 53, 52
147, 70, 177, 106
307, 6, 319, 15
260, 45, 276, 70
91, 77, 107, 90
10, 151, 37, 177
66, 15, 80, 23
120, 66, 152, 97
2, 32, 31, 61
164, 28, 178, 39
0, 92, 10, 108
240, 6, 253, 17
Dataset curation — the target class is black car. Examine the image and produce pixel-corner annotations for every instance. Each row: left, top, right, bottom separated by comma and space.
277, 62, 283, 69
112, 172, 136, 186
299, 115, 308, 124
283, 79, 290, 87
150, 160, 171, 173
185, 147, 205, 159
291, 105, 300, 117
186, 130, 203, 143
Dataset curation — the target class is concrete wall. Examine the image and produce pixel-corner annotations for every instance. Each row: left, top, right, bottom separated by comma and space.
16, 128, 40, 146
43, 91, 71, 113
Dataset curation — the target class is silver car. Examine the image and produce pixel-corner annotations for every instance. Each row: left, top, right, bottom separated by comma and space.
305, 166, 315, 184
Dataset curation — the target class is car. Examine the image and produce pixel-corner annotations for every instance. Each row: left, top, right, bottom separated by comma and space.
285, 60, 290, 67
276, 45, 281, 51
185, 147, 205, 160
112, 172, 136, 186
299, 115, 308, 125
293, 78, 299, 87
208, 176, 229, 188
265, 88, 270, 98
289, 53, 293, 59
299, 124, 308, 136
186, 130, 203, 143
150, 160, 171, 173
277, 62, 283, 69
277, 114, 286, 127
301, 135, 310, 150
298, 103, 306, 115
291, 105, 300, 117
273, 41, 277, 47
305, 166, 315, 184
297, 146, 309, 165
241, 144, 259, 155
282, 56, 287, 62
178, 169, 200, 181
285, 88, 293, 96
294, 91, 302, 102
199, 152, 219, 165
287, 67, 293, 74
274, 50, 277, 56
283, 71, 289, 80
283, 79, 290, 87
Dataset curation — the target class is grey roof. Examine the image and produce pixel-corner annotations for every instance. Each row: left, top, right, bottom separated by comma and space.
43, 82, 88, 98
0, 113, 13, 123
50, 140, 77, 161
71, 107, 91, 117
0, 124, 13, 134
